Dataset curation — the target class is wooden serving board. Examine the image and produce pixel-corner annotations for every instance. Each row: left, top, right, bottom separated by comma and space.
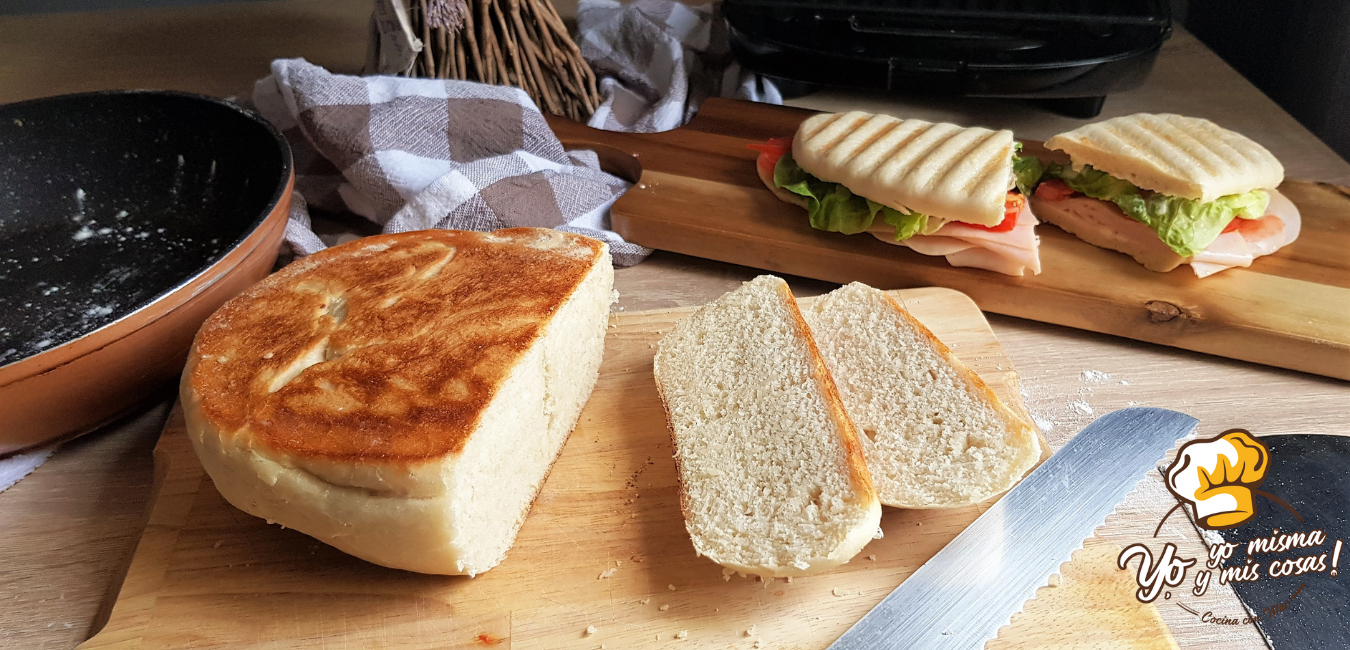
81, 288, 1172, 649
545, 99, 1350, 381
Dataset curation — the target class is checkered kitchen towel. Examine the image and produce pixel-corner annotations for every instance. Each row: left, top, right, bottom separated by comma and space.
579, 0, 782, 133
252, 58, 651, 266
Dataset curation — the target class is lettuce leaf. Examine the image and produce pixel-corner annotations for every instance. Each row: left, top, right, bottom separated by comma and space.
1011, 143, 1045, 196
773, 152, 928, 240
1053, 165, 1270, 257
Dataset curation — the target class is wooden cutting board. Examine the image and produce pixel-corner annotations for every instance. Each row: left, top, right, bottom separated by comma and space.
80, 288, 1173, 649
545, 99, 1350, 381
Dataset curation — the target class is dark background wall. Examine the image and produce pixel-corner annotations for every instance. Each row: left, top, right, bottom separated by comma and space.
1180, 0, 1349, 161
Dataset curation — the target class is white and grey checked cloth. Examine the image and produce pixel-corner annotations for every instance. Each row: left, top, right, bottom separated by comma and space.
251, 0, 782, 266
252, 58, 652, 266
580, 0, 782, 133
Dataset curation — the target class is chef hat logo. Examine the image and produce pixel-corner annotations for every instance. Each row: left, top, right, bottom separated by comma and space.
1165, 429, 1270, 530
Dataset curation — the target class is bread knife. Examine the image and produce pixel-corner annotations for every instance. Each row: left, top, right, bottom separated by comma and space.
827, 407, 1198, 650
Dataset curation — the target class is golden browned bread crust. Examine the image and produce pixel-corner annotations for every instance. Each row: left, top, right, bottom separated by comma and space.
783, 281, 878, 510
188, 228, 605, 464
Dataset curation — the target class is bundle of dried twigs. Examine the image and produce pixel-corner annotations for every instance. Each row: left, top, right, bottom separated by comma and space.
403, 0, 601, 121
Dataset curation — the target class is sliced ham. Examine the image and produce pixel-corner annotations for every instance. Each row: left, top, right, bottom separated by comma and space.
866, 200, 1042, 276
1030, 195, 1187, 272
1030, 188, 1299, 278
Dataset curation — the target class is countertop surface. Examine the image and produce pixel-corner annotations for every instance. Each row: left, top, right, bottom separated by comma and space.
2, 1, 1347, 648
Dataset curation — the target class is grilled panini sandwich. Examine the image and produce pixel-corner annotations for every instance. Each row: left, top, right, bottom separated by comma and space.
752, 111, 1044, 276
1030, 113, 1300, 277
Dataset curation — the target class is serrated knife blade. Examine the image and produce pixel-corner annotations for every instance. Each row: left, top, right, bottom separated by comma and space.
827, 407, 1198, 650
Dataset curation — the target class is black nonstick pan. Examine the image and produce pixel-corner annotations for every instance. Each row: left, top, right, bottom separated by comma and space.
0, 90, 294, 453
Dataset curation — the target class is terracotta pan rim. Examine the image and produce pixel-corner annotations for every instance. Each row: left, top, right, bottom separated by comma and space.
0, 90, 295, 386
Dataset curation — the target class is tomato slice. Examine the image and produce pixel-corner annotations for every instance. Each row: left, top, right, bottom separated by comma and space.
964, 192, 1023, 232
1221, 215, 1255, 234
1035, 178, 1075, 201
747, 137, 793, 159
749, 137, 793, 182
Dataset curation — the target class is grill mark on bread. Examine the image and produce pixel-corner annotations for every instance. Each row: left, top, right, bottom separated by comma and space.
870, 122, 925, 174
189, 229, 603, 462
1104, 122, 1165, 169
799, 111, 847, 142
1142, 117, 1226, 180
893, 123, 965, 190
836, 116, 902, 169
929, 128, 1002, 196
814, 113, 871, 165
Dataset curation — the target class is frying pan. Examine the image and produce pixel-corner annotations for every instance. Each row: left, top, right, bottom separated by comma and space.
0, 91, 294, 454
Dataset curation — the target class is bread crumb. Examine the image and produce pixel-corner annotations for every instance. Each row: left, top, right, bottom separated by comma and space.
723, 575, 730, 581
1079, 370, 1111, 383
745, 626, 757, 636
598, 568, 617, 580
659, 604, 670, 611
585, 625, 597, 636
213, 540, 222, 549
1070, 399, 1094, 416
1120, 379, 1130, 386
676, 630, 688, 639
667, 584, 676, 591
868, 555, 876, 561
753, 641, 763, 648
615, 560, 623, 567
638, 598, 650, 605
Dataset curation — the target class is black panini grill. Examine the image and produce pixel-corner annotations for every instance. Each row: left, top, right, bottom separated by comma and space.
725, 0, 1172, 117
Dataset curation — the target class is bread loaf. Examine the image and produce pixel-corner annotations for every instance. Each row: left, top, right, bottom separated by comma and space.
182, 228, 614, 575
653, 275, 881, 578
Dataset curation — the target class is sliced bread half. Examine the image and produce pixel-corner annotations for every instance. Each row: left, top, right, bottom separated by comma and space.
801, 282, 1040, 509
653, 275, 881, 578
